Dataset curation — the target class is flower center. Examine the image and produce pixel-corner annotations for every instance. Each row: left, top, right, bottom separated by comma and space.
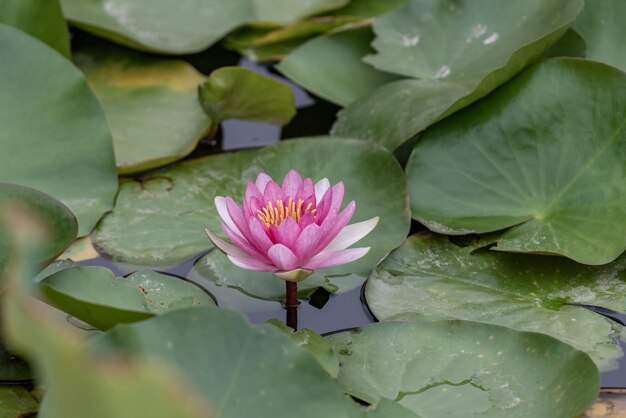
256, 197, 317, 228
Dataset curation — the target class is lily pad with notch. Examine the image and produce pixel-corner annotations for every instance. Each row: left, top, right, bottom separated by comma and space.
327, 319, 599, 418
365, 233, 626, 371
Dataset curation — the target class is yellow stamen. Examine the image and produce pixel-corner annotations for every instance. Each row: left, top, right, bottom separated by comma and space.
256, 198, 316, 228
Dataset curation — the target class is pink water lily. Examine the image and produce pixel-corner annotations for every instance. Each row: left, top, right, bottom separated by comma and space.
205, 169, 378, 282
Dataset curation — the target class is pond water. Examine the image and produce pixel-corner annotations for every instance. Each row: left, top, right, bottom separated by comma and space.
72, 31, 626, 390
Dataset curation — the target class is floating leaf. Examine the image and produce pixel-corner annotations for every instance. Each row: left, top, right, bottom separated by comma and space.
198, 67, 295, 126
3, 258, 214, 418
406, 58, 626, 264
92, 138, 410, 272
263, 319, 339, 377
0, 183, 77, 270
39, 266, 216, 330
74, 42, 211, 174
92, 307, 370, 418
277, 27, 400, 106
365, 233, 626, 370
60, 0, 349, 54
573, 0, 626, 72
327, 320, 599, 418
331, 0, 583, 150
0, 0, 70, 57
329, 0, 409, 18
0, 24, 118, 236
0, 386, 38, 418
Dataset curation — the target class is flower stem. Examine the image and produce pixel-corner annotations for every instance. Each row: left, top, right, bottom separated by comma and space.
285, 281, 298, 330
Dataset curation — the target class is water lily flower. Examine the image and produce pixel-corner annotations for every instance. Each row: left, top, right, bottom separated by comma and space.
205, 169, 378, 282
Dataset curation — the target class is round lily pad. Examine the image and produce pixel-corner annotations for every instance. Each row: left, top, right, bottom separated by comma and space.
92, 138, 410, 274
365, 233, 626, 371
406, 58, 626, 265
0, 24, 118, 236
39, 267, 216, 330
74, 42, 211, 174
91, 307, 370, 418
327, 320, 599, 418
331, 0, 583, 150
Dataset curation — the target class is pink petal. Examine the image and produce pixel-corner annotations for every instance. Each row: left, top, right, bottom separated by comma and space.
281, 169, 303, 197
221, 221, 271, 263
247, 216, 273, 254
267, 244, 300, 271
293, 223, 320, 260
298, 211, 316, 230
205, 228, 247, 258
295, 178, 315, 202
302, 247, 370, 270
263, 180, 283, 204
244, 182, 263, 211
313, 201, 356, 254
242, 196, 263, 219
314, 178, 330, 204
315, 187, 333, 223
228, 255, 276, 272
226, 197, 250, 236
322, 217, 379, 252
255, 173, 273, 193
316, 182, 344, 222
215, 196, 243, 238
275, 216, 301, 247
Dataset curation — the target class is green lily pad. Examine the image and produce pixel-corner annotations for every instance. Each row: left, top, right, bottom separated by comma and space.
0, 0, 70, 57
92, 137, 410, 270
331, 0, 583, 150
365, 233, 626, 371
92, 306, 372, 418
39, 266, 216, 330
198, 67, 295, 126
406, 58, 626, 265
277, 27, 401, 106
327, 320, 599, 418
263, 319, 339, 377
0, 183, 77, 270
4, 260, 215, 418
0, 386, 38, 418
573, 0, 626, 72
60, 0, 348, 54
0, 24, 118, 236
74, 42, 211, 174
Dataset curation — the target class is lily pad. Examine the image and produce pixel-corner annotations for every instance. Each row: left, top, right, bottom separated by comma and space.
277, 27, 401, 106
573, 0, 626, 72
406, 58, 626, 265
74, 42, 211, 174
330, 0, 409, 18
0, 0, 70, 57
327, 320, 599, 418
92, 307, 376, 418
0, 183, 77, 270
0, 386, 39, 418
39, 266, 216, 330
365, 233, 626, 370
60, 0, 349, 54
92, 138, 410, 272
0, 24, 118, 236
263, 319, 339, 377
198, 67, 295, 126
4, 259, 215, 418
331, 0, 583, 150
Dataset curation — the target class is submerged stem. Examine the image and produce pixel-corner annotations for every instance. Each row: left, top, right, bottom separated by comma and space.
285, 281, 298, 330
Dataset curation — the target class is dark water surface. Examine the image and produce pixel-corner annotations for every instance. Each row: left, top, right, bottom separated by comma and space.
72, 31, 626, 389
